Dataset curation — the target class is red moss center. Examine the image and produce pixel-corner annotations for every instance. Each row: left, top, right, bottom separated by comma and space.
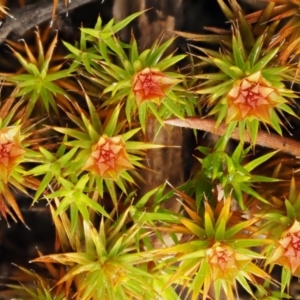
242, 88, 259, 108
98, 145, 116, 168
208, 247, 235, 271
0, 143, 12, 158
292, 235, 300, 251
285, 234, 300, 258
142, 74, 156, 90
236, 80, 267, 109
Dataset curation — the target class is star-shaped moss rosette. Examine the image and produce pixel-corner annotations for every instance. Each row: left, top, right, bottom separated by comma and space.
267, 220, 300, 274
253, 178, 300, 293
194, 142, 279, 207
0, 91, 41, 224
0, 29, 71, 117
65, 18, 195, 132
264, 218, 300, 297
190, 1, 297, 143
226, 71, 287, 123
195, 26, 297, 142
151, 189, 273, 300
63, 11, 144, 75
132, 67, 178, 107
42, 90, 165, 208
32, 200, 171, 300
82, 135, 134, 180
101, 37, 193, 132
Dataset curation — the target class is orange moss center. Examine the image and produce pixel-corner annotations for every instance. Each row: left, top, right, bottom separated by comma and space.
0, 142, 13, 166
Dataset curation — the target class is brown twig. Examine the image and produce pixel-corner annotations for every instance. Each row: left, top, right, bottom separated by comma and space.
164, 117, 300, 157
0, 0, 98, 44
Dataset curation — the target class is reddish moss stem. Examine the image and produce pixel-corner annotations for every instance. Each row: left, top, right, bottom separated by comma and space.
165, 117, 300, 157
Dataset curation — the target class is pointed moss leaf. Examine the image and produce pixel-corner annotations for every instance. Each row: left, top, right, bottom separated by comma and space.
33, 171, 54, 202
87, 122, 99, 142
240, 183, 269, 204
236, 274, 256, 298
191, 260, 210, 298
204, 211, 215, 238
122, 128, 141, 141
74, 174, 89, 192
100, 62, 127, 80
42, 81, 67, 97
137, 102, 147, 133
69, 203, 79, 234
80, 28, 112, 40
250, 175, 279, 183
147, 38, 175, 65
163, 98, 184, 118
231, 239, 269, 249
232, 34, 245, 70
270, 110, 282, 135
54, 196, 73, 217
130, 36, 139, 62
104, 106, 120, 137
247, 118, 259, 145
281, 268, 292, 294
104, 36, 127, 59
76, 191, 110, 219
285, 200, 296, 220
53, 127, 89, 140
114, 176, 128, 194
279, 103, 297, 116
197, 80, 232, 95
28, 163, 52, 176
225, 220, 256, 240
94, 16, 102, 30
8, 74, 33, 82
123, 59, 134, 74
130, 209, 177, 223
239, 13, 255, 49
112, 11, 144, 33
126, 141, 163, 150
119, 171, 135, 184
229, 66, 245, 78
217, 0, 234, 19
75, 201, 90, 224
57, 147, 78, 168
11, 49, 33, 73
39, 146, 56, 162
213, 58, 238, 79
45, 69, 71, 81
63, 40, 82, 56
16, 78, 36, 88
98, 38, 109, 62
180, 218, 205, 238
105, 179, 117, 208
244, 151, 277, 172
155, 55, 186, 71
251, 47, 279, 73
28, 63, 41, 77
109, 236, 123, 257
248, 33, 264, 67
135, 185, 163, 208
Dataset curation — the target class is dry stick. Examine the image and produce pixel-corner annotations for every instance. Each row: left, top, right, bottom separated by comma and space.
0, 0, 98, 44
164, 117, 300, 157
